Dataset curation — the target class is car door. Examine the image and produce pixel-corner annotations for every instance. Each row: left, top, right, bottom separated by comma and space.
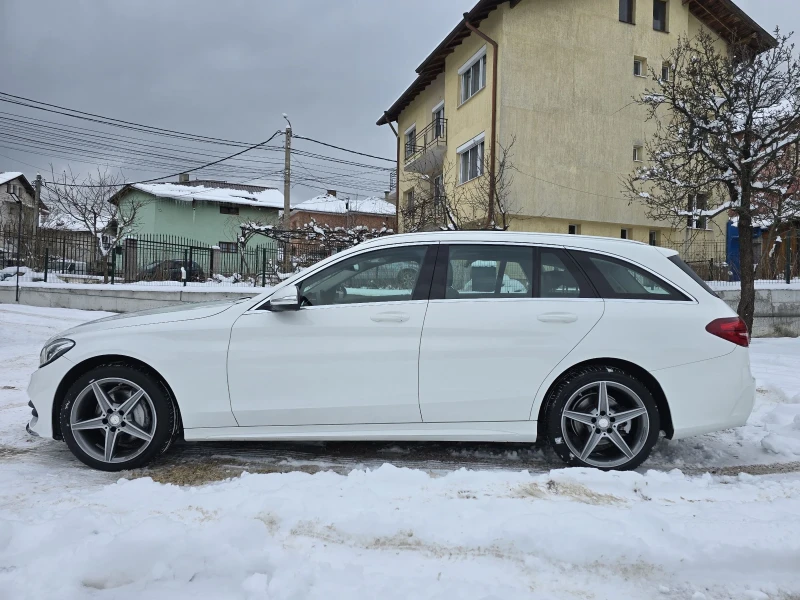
418, 244, 604, 423
227, 243, 437, 426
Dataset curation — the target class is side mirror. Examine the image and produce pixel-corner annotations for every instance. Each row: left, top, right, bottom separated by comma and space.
266, 285, 301, 312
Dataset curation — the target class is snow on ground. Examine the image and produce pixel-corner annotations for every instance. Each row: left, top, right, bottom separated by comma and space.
1, 304, 800, 599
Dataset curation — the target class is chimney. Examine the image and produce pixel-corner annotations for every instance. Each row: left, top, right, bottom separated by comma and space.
326, 189, 337, 197
384, 191, 390, 200
179, 173, 190, 183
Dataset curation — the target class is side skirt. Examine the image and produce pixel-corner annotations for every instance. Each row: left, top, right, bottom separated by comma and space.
184, 420, 539, 443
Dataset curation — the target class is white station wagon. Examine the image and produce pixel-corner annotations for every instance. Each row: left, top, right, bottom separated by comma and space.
28, 231, 755, 471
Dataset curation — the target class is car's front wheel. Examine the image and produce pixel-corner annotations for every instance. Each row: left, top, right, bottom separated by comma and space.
545, 366, 660, 471
60, 364, 178, 471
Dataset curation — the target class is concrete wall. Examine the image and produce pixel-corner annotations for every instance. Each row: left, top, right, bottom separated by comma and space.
0, 285, 262, 313
717, 289, 800, 338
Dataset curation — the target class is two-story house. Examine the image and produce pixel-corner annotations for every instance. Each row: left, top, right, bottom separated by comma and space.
0, 172, 45, 236
378, 0, 773, 244
110, 176, 284, 250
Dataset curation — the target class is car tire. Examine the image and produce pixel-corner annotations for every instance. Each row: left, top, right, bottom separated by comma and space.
396, 268, 419, 289
60, 364, 177, 472
545, 366, 660, 471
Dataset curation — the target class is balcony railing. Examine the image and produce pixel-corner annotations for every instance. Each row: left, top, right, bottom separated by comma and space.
405, 118, 447, 162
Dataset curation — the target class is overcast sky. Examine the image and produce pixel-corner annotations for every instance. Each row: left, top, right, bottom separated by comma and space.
0, 0, 796, 203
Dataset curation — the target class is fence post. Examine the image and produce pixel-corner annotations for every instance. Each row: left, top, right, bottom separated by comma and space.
43, 248, 49, 283
262, 246, 267, 287
786, 230, 792, 285
110, 249, 116, 285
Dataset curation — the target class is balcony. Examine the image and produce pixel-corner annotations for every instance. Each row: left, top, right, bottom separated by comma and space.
404, 118, 447, 174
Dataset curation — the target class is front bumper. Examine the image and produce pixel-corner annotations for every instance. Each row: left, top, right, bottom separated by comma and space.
27, 355, 75, 439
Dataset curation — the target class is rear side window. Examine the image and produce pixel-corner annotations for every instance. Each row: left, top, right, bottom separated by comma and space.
571, 251, 690, 301
668, 255, 719, 297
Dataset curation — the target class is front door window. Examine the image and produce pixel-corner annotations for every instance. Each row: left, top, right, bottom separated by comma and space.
298, 245, 430, 306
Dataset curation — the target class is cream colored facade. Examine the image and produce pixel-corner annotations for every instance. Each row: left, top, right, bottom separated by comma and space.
383, 0, 766, 245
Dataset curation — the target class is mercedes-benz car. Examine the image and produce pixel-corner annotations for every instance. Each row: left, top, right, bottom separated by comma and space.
27, 231, 755, 472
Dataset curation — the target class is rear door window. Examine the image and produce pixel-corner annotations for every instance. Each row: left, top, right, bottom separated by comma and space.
571, 251, 690, 301
668, 255, 719, 297
538, 248, 594, 298
443, 245, 533, 299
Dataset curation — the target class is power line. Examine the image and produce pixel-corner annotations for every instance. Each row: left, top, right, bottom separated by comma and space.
293, 135, 394, 163
42, 130, 283, 188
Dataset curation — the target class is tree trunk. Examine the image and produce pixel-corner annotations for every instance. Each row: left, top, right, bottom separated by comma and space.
737, 213, 756, 333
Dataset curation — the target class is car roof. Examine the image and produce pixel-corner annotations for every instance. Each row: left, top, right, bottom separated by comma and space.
357, 230, 678, 263
360, 230, 644, 249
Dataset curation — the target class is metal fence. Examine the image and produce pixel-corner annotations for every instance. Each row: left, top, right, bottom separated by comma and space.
2, 226, 798, 289
662, 228, 800, 287
0, 227, 335, 287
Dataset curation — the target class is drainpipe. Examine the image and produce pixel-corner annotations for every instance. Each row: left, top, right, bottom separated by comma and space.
384, 111, 400, 232
463, 14, 498, 228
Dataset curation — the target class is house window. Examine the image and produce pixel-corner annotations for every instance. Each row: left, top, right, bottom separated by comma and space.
433, 174, 444, 205
649, 230, 659, 246
219, 204, 239, 215
634, 57, 646, 77
404, 125, 416, 159
633, 146, 644, 162
460, 48, 487, 104
653, 0, 668, 32
621, 228, 630, 240
687, 194, 708, 229
619, 0, 635, 24
219, 241, 237, 253
568, 224, 580, 235
404, 189, 415, 211
459, 139, 485, 184
661, 62, 671, 81
433, 104, 445, 139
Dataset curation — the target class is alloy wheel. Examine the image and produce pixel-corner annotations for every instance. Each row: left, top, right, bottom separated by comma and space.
560, 381, 650, 469
69, 377, 157, 464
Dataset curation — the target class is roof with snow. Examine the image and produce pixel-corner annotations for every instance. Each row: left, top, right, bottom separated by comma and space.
0, 171, 35, 196
113, 181, 284, 209
40, 212, 112, 232
293, 194, 396, 216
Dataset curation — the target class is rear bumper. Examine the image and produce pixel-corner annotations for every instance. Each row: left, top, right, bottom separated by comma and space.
653, 346, 755, 440
27, 356, 75, 440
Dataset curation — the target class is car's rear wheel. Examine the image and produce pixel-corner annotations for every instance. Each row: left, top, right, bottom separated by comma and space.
545, 366, 660, 471
60, 365, 177, 471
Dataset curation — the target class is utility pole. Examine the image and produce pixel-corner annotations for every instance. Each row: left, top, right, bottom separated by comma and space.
283, 115, 292, 230
34, 173, 42, 234
14, 192, 23, 302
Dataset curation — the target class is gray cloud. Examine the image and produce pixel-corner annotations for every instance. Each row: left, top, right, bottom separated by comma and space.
0, 0, 795, 201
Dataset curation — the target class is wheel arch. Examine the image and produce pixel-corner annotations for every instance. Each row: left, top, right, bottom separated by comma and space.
52, 355, 183, 441
535, 358, 674, 441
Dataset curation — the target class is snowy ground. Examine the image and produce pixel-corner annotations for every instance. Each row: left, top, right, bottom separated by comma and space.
1, 305, 799, 599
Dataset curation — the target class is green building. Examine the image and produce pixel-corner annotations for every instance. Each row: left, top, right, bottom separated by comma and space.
111, 178, 283, 250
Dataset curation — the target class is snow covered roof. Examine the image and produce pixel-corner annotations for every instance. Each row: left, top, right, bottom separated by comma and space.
293, 194, 396, 216
0, 172, 24, 186
123, 182, 284, 209
39, 212, 111, 232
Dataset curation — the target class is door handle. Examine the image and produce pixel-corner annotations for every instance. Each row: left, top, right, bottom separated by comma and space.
537, 312, 578, 324
370, 311, 410, 323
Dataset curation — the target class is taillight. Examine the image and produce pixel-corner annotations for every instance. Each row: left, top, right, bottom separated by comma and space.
706, 317, 750, 347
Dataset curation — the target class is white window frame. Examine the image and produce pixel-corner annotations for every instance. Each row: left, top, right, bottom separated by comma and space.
432, 101, 445, 139
457, 133, 486, 184
620, 229, 630, 240
633, 145, 644, 162
633, 57, 646, 77
661, 62, 671, 82
459, 45, 488, 105
568, 224, 580, 235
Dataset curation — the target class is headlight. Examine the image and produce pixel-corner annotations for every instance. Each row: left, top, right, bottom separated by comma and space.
39, 339, 75, 368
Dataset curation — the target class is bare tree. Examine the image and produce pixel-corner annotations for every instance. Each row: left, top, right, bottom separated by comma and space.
401, 137, 518, 232
624, 29, 800, 331
45, 167, 147, 283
